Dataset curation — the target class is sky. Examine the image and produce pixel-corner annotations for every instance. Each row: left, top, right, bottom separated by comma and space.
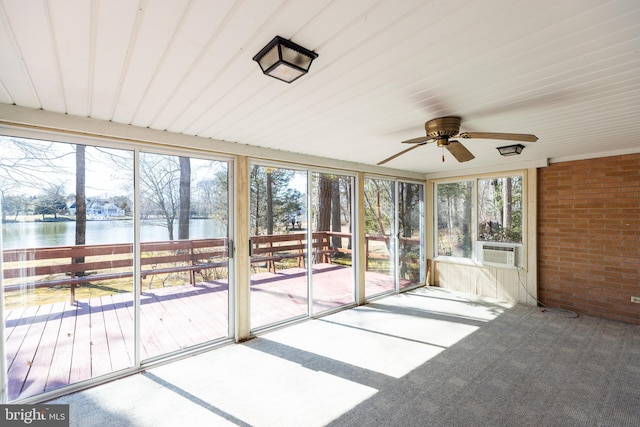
0, 135, 227, 200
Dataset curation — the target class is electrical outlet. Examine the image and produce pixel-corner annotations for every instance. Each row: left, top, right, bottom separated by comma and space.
631, 296, 640, 304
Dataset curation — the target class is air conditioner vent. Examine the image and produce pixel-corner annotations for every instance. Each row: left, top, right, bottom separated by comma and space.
479, 243, 516, 267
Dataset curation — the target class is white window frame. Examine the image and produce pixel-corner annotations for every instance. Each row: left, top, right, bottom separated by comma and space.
433, 171, 527, 267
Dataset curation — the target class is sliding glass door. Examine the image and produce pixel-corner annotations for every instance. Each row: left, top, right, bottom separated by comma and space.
1, 135, 233, 401
1, 137, 135, 401
249, 165, 357, 329
363, 177, 396, 298
363, 177, 425, 298
310, 172, 355, 314
249, 165, 308, 330
138, 152, 230, 360
398, 181, 424, 290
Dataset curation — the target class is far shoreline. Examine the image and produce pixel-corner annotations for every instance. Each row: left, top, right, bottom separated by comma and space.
2, 215, 134, 224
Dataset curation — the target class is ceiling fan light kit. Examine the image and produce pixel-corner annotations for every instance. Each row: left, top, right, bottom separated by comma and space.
497, 144, 525, 156
253, 36, 318, 83
378, 116, 538, 165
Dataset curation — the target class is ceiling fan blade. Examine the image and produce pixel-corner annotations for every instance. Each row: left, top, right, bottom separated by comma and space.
401, 136, 432, 144
458, 132, 538, 142
446, 141, 475, 162
378, 144, 424, 165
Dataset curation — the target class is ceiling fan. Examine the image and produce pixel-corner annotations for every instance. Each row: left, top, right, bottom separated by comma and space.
378, 116, 538, 165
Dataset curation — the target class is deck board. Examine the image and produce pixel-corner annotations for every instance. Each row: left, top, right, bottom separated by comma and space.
89, 298, 112, 378
44, 301, 77, 392
146, 291, 200, 350
4, 264, 396, 401
177, 284, 228, 335
22, 301, 64, 397
5, 304, 40, 371
69, 300, 92, 385
100, 294, 133, 372
9, 303, 52, 398
157, 286, 216, 343
110, 292, 137, 360
4, 306, 27, 338
139, 293, 176, 358
165, 287, 216, 343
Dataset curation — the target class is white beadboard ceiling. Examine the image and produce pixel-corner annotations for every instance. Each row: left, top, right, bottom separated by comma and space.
0, 0, 639, 175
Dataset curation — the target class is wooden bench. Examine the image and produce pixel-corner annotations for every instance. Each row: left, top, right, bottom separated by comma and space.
2, 238, 229, 302
2, 232, 350, 300
138, 238, 229, 285
250, 232, 336, 273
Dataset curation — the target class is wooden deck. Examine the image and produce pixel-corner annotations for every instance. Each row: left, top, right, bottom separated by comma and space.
4, 263, 400, 402
4, 280, 230, 401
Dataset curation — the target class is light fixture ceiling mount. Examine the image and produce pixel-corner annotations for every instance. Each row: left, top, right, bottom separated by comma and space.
253, 36, 318, 83
497, 144, 525, 156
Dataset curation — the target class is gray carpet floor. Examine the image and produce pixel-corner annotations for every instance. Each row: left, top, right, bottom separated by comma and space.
50, 286, 640, 426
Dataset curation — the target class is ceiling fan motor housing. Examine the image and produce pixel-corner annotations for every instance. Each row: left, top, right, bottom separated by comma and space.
425, 116, 461, 139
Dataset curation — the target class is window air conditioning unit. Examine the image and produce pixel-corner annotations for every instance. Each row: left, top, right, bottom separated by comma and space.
477, 243, 517, 268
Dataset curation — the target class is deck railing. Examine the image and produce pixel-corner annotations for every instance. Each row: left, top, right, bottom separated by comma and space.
2, 231, 419, 301
2, 238, 229, 302
249, 232, 339, 273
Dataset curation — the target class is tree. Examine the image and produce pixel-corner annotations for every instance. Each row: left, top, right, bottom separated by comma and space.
139, 153, 181, 240
341, 176, 353, 249
0, 137, 92, 255
313, 173, 343, 248
398, 182, 422, 279
0, 136, 75, 222
196, 170, 228, 224
34, 183, 67, 220
0, 137, 69, 188
399, 182, 419, 238
138, 154, 196, 241
437, 181, 473, 257
266, 169, 274, 235
478, 177, 522, 243
363, 178, 394, 237
178, 157, 191, 240
75, 145, 87, 268
250, 166, 263, 236
503, 177, 512, 232
112, 195, 133, 216
1, 192, 29, 222
250, 166, 302, 235
330, 176, 342, 248
316, 174, 332, 233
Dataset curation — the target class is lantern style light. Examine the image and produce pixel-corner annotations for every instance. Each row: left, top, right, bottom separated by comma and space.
497, 144, 525, 156
253, 36, 318, 83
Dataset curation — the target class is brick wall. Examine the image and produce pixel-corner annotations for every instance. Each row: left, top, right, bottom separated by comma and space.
538, 154, 640, 324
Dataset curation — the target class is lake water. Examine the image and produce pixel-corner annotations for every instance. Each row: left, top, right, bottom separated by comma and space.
1, 219, 226, 249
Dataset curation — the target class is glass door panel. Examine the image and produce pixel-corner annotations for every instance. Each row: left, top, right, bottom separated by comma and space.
139, 153, 229, 360
398, 182, 424, 290
310, 172, 355, 314
249, 166, 308, 330
363, 177, 396, 298
1, 137, 134, 401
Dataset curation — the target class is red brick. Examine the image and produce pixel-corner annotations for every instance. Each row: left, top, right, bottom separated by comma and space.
538, 153, 640, 325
